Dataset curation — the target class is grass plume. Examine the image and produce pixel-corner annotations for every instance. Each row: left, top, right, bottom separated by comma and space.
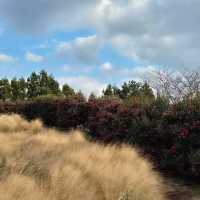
0, 114, 167, 200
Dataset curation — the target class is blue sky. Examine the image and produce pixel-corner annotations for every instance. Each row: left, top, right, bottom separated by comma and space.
0, 0, 199, 95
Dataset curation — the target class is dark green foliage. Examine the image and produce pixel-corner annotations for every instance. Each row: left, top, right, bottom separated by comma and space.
0, 78, 11, 101
103, 84, 114, 96
62, 84, 75, 97
140, 82, 155, 100
88, 92, 96, 101
27, 70, 61, 99
18, 78, 27, 100
0, 70, 69, 101
103, 81, 155, 103
75, 90, 86, 101
11, 77, 27, 101
27, 72, 40, 99
121, 81, 141, 99
39, 70, 61, 96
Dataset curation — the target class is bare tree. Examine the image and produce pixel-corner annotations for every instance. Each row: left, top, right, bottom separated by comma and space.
145, 68, 200, 103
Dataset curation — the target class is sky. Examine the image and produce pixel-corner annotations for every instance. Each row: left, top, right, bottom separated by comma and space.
0, 0, 199, 95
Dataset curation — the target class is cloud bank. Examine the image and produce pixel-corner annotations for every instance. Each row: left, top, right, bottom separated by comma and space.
57, 35, 99, 65
0, 54, 15, 62
58, 76, 106, 96
25, 52, 44, 62
0, 0, 200, 68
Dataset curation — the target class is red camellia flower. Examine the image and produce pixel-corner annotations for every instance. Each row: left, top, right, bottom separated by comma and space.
179, 128, 189, 139
192, 122, 197, 129
192, 121, 200, 129
171, 144, 177, 153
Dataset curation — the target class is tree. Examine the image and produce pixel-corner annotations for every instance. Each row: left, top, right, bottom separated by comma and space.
62, 84, 75, 97
140, 82, 155, 100
76, 90, 86, 100
0, 78, 11, 101
10, 77, 27, 101
18, 78, 27, 100
88, 92, 96, 101
27, 72, 40, 99
116, 81, 142, 99
39, 70, 60, 96
148, 69, 200, 103
27, 70, 61, 99
112, 86, 121, 97
103, 84, 114, 96
11, 78, 20, 101
102, 81, 154, 103
48, 75, 60, 95
39, 70, 49, 95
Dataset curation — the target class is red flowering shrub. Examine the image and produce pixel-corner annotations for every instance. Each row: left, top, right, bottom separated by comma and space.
171, 144, 177, 153
13, 99, 59, 127
86, 98, 133, 142
0, 102, 16, 113
57, 97, 88, 130
156, 107, 200, 180
179, 128, 189, 139
0, 97, 200, 181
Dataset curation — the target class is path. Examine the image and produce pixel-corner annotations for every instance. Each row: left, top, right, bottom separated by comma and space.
165, 178, 200, 200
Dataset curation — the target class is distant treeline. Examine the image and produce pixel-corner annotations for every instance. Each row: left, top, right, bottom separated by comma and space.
0, 70, 74, 101
0, 70, 155, 102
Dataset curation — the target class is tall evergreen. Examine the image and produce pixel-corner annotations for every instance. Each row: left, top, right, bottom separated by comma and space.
0, 78, 11, 101
11, 78, 20, 101
62, 84, 75, 97
27, 72, 40, 99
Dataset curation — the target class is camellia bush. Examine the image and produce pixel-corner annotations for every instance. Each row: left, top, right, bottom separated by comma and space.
0, 97, 200, 181
86, 98, 200, 181
157, 106, 200, 179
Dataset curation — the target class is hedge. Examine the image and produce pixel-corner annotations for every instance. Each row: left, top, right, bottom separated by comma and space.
0, 97, 200, 181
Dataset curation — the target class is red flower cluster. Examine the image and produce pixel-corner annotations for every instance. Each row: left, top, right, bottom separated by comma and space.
179, 128, 189, 139
192, 121, 200, 129
171, 144, 177, 153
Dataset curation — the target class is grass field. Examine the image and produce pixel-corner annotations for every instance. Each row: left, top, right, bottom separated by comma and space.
0, 114, 167, 200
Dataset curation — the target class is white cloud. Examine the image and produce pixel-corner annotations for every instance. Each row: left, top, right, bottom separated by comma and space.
56, 35, 100, 64
100, 61, 156, 77
108, 65, 157, 80
61, 65, 72, 72
58, 76, 106, 96
61, 64, 93, 73
101, 62, 113, 71
1, 0, 200, 67
122, 65, 157, 80
96, 0, 200, 68
36, 42, 50, 50
37, 44, 48, 49
0, 0, 98, 34
0, 53, 15, 62
34, 39, 58, 50
25, 52, 44, 62
56, 42, 70, 53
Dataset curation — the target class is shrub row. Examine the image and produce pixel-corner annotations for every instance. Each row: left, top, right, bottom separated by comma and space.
0, 97, 200, 181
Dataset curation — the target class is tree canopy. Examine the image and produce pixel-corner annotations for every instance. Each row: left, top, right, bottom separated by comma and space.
103, 81, 155, 102
0, 70, 155, 102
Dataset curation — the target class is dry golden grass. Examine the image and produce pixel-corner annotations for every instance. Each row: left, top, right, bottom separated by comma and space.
0, 114, 43, 134
0, 114, 167, 200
